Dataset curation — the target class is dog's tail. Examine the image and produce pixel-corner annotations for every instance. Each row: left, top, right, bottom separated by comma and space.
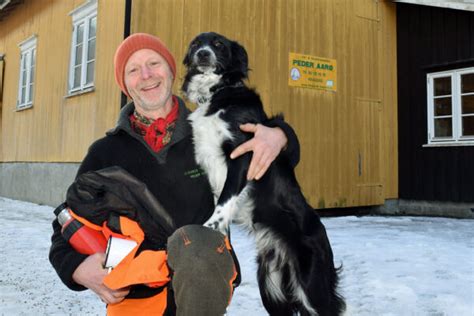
332, 263, 347, 315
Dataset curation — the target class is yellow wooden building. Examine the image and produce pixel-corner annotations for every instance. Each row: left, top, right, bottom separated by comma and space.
0, 0, 398, 211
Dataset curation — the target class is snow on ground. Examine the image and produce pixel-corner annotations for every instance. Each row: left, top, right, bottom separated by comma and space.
0, 196, 473, 315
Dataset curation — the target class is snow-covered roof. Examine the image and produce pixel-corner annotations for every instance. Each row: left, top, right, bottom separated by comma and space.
0, 0, 22, 21
394, 0, 474, 12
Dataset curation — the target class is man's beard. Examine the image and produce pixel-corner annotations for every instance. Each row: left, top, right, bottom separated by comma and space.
134, 90, 172, 114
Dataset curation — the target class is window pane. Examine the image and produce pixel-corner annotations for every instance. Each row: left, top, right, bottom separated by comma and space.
30, 64, 35, 84
462, 95, 474, 114
434, 77, 451, 96
29, 51, 35, 84
20, 54, 26, 71
73, 65, 81, 88
462, 116, 474, 136
434, 97, 452, 116
75, 43, 83, 66
31, 49, 35, 66
21, 86, 26, 104
77, 23, 84, 44
461, 73, 474, 93
434, 118, 452, 137
28, 83, 34, 103
89, 16, 96, 39
86, 60, 94, 84
22, 68, 27, 86
87, 38, 95, 61
26, 51, 32, 85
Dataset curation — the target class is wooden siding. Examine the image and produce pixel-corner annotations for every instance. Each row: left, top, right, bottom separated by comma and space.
131, 0, 398, 208
397, 3, 474, 202
0, 57, 3, 161
0, 0, 125, 163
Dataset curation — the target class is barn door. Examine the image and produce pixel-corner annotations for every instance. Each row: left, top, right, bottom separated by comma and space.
352, 98, 384, 205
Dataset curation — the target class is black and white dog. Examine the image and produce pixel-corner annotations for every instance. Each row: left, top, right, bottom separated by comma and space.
183, 32, 345, 316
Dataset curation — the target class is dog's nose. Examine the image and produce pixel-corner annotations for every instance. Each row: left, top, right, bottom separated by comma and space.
197, 50, 211, 60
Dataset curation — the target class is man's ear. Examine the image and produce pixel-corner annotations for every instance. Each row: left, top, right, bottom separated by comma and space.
231, 41, 249, 78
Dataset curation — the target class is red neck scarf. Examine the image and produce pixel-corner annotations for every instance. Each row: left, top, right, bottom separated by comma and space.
130, 96, 179, 152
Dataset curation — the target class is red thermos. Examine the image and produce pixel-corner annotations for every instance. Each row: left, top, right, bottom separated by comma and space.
54, 203, 107, 255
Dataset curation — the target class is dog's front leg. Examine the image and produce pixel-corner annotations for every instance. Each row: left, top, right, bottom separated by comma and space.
204, 153, 250, 234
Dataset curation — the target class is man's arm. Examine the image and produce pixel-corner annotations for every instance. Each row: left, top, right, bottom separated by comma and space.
230, 118, 300, 180
72, 253, 130, 304
49, 142, 129, 303
49, 218, 89, 290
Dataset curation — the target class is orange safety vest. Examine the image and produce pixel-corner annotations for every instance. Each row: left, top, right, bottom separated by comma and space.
70, 211, 170, 315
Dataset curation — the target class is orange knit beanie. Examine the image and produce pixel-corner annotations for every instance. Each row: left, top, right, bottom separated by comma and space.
114, 33, 177, 97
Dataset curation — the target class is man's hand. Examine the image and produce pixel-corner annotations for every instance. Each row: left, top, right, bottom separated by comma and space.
230, 123, 287, 180
72, 253, 130, 305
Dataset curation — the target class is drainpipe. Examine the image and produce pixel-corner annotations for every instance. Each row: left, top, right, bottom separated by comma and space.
0, 54, 4, 101
120, 0, 132, 108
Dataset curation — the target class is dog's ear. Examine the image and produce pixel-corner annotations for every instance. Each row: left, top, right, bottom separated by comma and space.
183, 51, 191, 67
231, 41, 249, 78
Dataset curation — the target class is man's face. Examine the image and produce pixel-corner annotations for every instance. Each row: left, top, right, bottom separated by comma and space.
124, 49, 174, 116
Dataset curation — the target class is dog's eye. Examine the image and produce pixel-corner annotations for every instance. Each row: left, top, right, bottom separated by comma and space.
213, 40, 222, 47
191, 41, 199, 48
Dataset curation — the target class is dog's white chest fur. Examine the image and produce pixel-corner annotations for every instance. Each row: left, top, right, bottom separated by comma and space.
189, 105, 232, 198
187, 71, 230, 198
185, 72, 221, 104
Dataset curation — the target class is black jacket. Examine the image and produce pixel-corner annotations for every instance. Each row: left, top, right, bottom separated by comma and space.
49, 96, 300, 292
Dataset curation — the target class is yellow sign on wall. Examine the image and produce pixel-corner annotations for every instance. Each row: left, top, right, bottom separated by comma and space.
288, 53, 337, 92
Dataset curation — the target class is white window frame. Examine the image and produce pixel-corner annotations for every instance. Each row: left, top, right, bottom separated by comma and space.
426, 67, 474, 146
68, 0, 97, 94
17, 35, 37, 110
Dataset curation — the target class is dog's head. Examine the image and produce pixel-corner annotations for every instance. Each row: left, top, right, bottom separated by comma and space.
183, 32, 248, 79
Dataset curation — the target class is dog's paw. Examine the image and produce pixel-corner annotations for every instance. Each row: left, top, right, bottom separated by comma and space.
204, 216, 228, 235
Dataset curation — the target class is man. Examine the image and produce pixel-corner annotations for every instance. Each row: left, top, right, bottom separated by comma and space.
49, 33, 299, 315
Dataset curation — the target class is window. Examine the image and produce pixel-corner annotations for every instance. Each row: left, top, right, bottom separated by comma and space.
68, 0, 97, 94
427, 67, 474, 145
17, 35, 37, 110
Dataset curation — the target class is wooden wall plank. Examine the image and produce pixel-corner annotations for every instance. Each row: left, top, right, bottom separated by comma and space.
0, 57, 4, 161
